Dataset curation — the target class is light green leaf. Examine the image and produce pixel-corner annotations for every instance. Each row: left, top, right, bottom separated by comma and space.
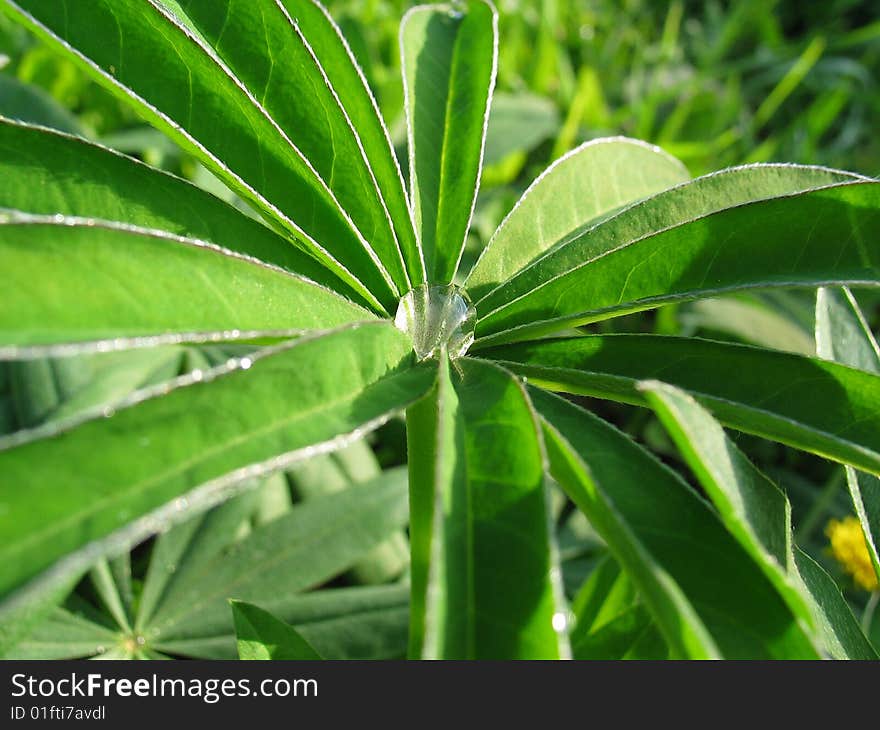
0, 213, 373, 354
473, 168, 876, 345
533, 388, 820, 659
401, 0, 497, 284
641, 381, 875, 659
482, 91, 559, 167
570, 555, 668, 660
176, 0, 414, 293
1, 0, 395, 310
490, 334, 880, 476
0, 322, 431, 599
466, 137, 690, 299
0, 119, 361, 302
815, 287, 880, 584
406, 356, 567, 658
149, 468, 409, 642
678, 294, 815, 356
232, 600, 323, 660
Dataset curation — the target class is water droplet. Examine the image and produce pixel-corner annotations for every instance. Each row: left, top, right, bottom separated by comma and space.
135, 635, 146, 646
95, 645, 106, 655
174, 497, 189, 511
552, 612, 569, 632
394, 285, 476, 361
102, 406, 116, 418
190, 369, 204, 382
239, 357, 253, 370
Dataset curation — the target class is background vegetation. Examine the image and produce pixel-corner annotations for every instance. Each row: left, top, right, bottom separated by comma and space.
1, 0, 878, 657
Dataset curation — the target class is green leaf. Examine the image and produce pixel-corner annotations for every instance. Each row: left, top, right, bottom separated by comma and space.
232, 601, 322, 660
0, 322, 431, 599
405, 356, 567, 658
175, 0, 415, 293
5, 606, 121, 659
0, 570, 81, 657
570, 555, 668, 660
490, 334, 880, 476
149, 468, 409, 642
473, 169, 877, 345
0, 213, 373, 353
482, 91, 559, 167
677, 294, 815, 356
0, 119, 361, 303
815, 287, 880, 584
533, 388, 820, 659
401, 0, 497, 284
90, 560, 132, 633
156, 583, 409, 660
466, 137, 690, 299
641, 381, 875, 659
793, 549, 877, 660
5, 348, 182, 427
1, 0, 396, 310
288, 440, 409, 585
136, 491, 261, 632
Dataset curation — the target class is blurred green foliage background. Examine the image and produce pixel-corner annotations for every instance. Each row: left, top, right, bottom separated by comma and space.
1, 0, 878, 648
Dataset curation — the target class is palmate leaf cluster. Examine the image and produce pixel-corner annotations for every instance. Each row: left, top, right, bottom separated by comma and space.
0, 0, 878, 660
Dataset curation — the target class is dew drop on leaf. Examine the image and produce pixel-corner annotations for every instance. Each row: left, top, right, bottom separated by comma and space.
394, 285, 476, 361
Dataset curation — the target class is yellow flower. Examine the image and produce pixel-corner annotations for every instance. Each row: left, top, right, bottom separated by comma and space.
826, 516, 878, 592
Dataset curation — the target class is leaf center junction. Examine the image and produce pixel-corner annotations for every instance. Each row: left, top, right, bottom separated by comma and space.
394, 285, 476, 361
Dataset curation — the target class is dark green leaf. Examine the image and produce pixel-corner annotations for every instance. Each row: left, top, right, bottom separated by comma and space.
534, 388, 820, 658
0, 119, 360, 302
1, 0, 396, 310
176, 0, 416, 293
490, 334, 880, 476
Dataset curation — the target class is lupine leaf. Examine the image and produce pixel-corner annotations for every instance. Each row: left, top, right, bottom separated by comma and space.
401, 0, 497, 283
466, 137, 690, 299
473, 169, 876, 345
815, 287, 880, 583
0, 323, 431, 599
232, 600, 323, 660
0, 213, 372, 354
533, 388, 820, 659
1, 0, 396, 310
406, 356, 567, 658
641, 381, 876, 659
490, 334, 880, 475
0, 119, 360, 302
176, 0, 414, 293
